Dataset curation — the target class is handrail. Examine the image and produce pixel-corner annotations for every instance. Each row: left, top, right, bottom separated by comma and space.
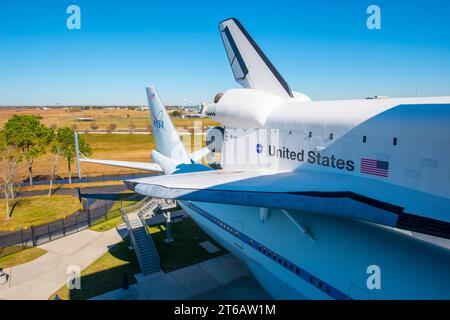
120, 208, 147, 273
137, 206, 161, 265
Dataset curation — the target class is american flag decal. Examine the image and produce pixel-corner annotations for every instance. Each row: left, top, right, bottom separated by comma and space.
360, 158, 389, 177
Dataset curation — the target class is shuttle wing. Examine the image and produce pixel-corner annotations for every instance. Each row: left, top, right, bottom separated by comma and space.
125, 169, 450, 239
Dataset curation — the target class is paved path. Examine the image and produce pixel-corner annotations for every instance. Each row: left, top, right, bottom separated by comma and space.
0, 228, 123, 300
92, 254, 272, 300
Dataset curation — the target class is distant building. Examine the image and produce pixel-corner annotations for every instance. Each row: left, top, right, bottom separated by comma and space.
366, 95, 388, 99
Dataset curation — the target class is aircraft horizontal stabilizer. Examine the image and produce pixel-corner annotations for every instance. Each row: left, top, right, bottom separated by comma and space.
125, 169, 450, 239
189, 146, 211, 163
80, 158, 163, 173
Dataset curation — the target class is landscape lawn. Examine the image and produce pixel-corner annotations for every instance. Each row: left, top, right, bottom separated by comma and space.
81, 133, 155, 153
49, 237, 139, 300
150, 217, 226, 273
0, 246, 47, 268
89, 215, 124, 233
0, 195, 81, 232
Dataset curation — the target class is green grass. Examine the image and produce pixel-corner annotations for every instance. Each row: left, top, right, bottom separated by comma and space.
89, 213, 123, 232
0, 195, 81, 232
150, 217, 226, 273
49, 237, 139, 300
0, 246, 47, 268
81, 133, 155, 153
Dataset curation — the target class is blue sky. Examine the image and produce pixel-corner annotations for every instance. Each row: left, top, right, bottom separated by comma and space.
0, 0, 449, 106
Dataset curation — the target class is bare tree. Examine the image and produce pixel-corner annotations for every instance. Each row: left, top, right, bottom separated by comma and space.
0, 145, 21, 219
48, 137, 63, 196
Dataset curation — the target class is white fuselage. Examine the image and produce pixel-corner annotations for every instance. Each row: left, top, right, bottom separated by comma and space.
215, 92, 450, 200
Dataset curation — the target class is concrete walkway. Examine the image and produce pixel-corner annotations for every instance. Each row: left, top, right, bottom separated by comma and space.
0, 228, 123, 300
92, 254, 272, 300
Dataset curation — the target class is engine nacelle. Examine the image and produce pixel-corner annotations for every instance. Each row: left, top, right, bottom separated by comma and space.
206, 89, 284, 128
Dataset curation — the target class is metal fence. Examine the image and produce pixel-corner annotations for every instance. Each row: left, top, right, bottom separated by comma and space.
18, 170, 156, 187
0, 197, 141, 259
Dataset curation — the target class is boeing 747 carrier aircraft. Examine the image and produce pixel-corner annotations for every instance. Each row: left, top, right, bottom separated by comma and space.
78, 18, 450, 299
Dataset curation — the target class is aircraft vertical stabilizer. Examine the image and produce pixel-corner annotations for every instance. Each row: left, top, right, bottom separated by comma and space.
146, 86, 190, 163
219, 18, 293, 99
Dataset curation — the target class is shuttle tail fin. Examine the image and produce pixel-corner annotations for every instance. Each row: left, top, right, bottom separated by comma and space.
146, 86, 190, 163
219, 18, 293, 99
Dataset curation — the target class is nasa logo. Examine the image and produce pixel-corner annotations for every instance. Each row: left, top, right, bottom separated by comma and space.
152, 110, 165, 130
256, 143, 263, 154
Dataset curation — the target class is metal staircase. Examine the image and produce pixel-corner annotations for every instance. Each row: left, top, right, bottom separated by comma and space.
122, 209, 160, 276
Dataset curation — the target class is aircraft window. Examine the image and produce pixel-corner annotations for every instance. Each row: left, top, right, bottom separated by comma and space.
309, 276, 314, 283
296, 267, 300, 275
283, 261, 287, 268
330, 133, 333, 140
363, 135, 367, 143
393, 137, 397, 145
318, 281, 323, 289
278, 258, 282, 264
258, 246, 262, 251
309, 131, 312, 138
268, 252, 271, 258
289, 264, 293, 271
326, 287, 331, 294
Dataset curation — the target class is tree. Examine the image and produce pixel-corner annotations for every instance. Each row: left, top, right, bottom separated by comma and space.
0, 142, 21, 219
54, 128, 91, 184
171, 110, 181, 117
107, 123, 117, 134
2, 115, 52, 186
47, 130, 60, 196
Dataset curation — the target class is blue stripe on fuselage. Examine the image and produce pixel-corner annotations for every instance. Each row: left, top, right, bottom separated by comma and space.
182, 200, 352, 300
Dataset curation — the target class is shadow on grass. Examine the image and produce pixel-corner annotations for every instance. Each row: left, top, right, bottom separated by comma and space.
150, 217, 227, 273
8, 199, 25, 218
55, 237, 140, 300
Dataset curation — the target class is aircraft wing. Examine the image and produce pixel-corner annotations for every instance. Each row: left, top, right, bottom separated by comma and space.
125, 169, 450, 239
80, 158, 163, 173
